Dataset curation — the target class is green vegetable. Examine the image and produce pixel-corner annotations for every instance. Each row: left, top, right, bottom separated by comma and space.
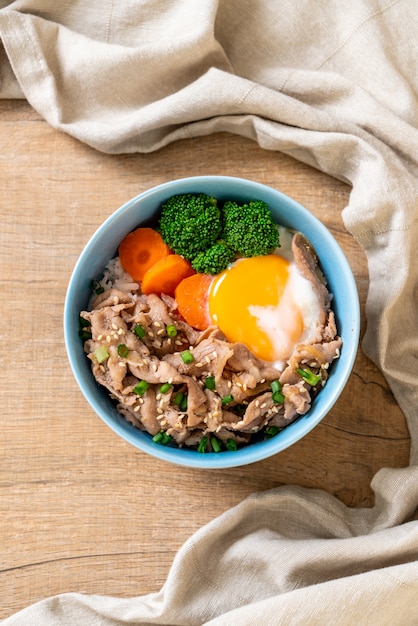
270, 380, 282, 393
222, 394, 233, 405
297, 367, 321, 386
152, 431, 173, 445
272, 391, 285, 404
166, 324, 178, 337
221, 199, 279, 257
134, 324, 146, 339
117, 344, 129, 358
204, 376, 216, 390
173, 391, 184, 406
191, 242, 235, 275
78, 316, 92, 340
181, 349, 194, 364
179, 395, 188, 411
226, 439, 238, 451
265, 425, 280, 438
158, 193, 221, 260
197, 436, 208, 453
159, 383, 172, 394
133, 380, 149, 395
210, 436, 222, 452
94, 345, 109, 363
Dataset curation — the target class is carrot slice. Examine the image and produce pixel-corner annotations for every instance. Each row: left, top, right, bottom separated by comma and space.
174, 273, 214, 331
141, 254, 195, 296
118, 227, 171, 281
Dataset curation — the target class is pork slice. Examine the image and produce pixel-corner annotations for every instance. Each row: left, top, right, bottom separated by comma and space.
82, 306, 130, 348
228, 391, 276, 432
292, 232, 330, 323
185, 378, 208, 427
227, 342, 281, 382
127, 354, 185, 386
283, 382, 311, 420
289, 338, 342, 371
90, 288, 135, 310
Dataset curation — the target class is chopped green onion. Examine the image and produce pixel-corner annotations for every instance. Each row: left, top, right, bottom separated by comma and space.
265, 425, 280, 438
204, 376, 216, 390
95, 285, 104, 295
152, 431, 173, 445
159, 383, 172, 394
226, 439, 238, 451
270, 380, 282, 394
181, 349, 194, 364
94, 345, 109, 364
210, 436, 222, 453
79, 316, 90, 328
173, 391, 184, 406
197, 437, 208, 453
134, 324, 146, 339
222, 394, 233, 405
117, 344, 129, 358
166, 324, 178, 338
297, 367, 321, 386
133, 380, 149, 395
180, 395, 188, 411
272, 390, 285, 404
78, 329, 92, 340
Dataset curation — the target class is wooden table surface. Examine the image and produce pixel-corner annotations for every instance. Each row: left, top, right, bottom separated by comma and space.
0, 99, 411, 620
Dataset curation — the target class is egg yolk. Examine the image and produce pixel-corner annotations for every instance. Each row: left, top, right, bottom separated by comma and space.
208, 255, 304, 363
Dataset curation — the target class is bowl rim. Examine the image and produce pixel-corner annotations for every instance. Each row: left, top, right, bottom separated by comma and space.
64, 175, 360, 469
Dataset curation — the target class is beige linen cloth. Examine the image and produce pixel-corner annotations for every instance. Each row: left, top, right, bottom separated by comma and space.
2, 0, 418, 623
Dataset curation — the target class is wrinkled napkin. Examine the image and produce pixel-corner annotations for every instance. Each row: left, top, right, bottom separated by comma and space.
2, 1, 418, 624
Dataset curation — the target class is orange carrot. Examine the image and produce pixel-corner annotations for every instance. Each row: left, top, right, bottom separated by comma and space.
141, 254, 195, 297
174, 273, 214, 331
118, 227, 171, 281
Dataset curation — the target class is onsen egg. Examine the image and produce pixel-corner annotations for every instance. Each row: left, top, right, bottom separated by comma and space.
208, 246, 321, 366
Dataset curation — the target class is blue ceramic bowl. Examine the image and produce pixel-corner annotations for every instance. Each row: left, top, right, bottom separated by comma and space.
64, 176, 360, 468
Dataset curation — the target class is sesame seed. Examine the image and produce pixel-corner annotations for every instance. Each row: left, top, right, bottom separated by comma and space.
195, 362, 203, 368
236, 382, 242, 388
118, 328, 124, 335
157, 329, 165, 336
156, 393, 162, 401
97, 334, 103, 341
160, 420, 167, 426
156, 408, 164, 415
227, 381, 232, 389
106, 335, 111, 343
157, 414, 164, 421
260, 403, 267, 409
134, 405, 140, 413
168, 378, 173, 384
212, 351, 218, 358
212, 410, 219, 418
167, 338, 172, 346
255, 400, 260, 407
119, 362, 125, 367
154, 321, 161, 328
260, 378, 266, 384
148, 331, 154, 338
216, 425, 222, 432
152, 363, 158, 372
113, 296, 119, 305
99, 365, 105, 373
112, 323, 118, 330
243, 383, 248, 392
175, 339, 182, 346
205, 355, 211, 364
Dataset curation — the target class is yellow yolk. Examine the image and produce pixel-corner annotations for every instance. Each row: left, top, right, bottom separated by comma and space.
209, 255, 307, 363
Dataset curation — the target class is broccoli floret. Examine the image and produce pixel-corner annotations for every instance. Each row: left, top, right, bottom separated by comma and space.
191, 243, 236, 275
221, 200, 280, 257
158, 193, 221, 260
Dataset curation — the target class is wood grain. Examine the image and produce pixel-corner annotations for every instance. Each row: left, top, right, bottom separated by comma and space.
0, 99, 410, 620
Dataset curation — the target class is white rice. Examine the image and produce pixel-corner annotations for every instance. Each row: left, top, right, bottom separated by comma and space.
98, 257, 140, 294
